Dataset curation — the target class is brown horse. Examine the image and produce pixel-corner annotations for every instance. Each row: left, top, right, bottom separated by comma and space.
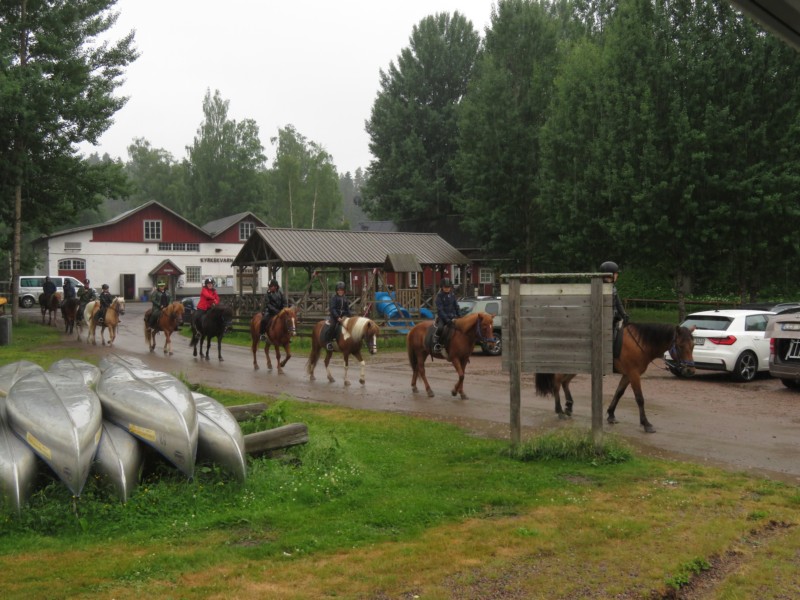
39, 292, 61, 326
61, 297, 80, 335
144, 301, 184, 355
250, 306, 298, 373
534, 373, 577, 419
87, 297, 126, 346
535, 322, 696, 433
306, 316, 379, 386
406, 312, 496, 400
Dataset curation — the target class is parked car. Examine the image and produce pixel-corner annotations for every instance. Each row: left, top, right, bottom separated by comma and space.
765, 307, 800, 390
457, 296, 502, 356
180, 296, 201, 325
665, 309, 774, 382
17, 275, 85, 309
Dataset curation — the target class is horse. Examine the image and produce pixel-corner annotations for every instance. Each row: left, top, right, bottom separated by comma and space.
189, 304, 234, 361
39, 292, 61, 326
61, 297, 80, 335
249, 306, 298, 373
306, 316, 379, 386
406, 312, 496, 400
534, 322, 696, 433
534, 373, 577, 419
86, 297, 126, 346
144, 301, 185, 355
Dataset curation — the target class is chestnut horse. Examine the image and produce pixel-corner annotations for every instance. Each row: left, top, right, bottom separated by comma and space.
306, 316, 379, 386
190, 304, 234, 361
250, 306, 298, 373
144, 301, 184, 355
61, 297, 80, 335
534, 322, 696, 433
407, 312, 496, 400
39, 292, 61, 326
86, 297, 127, 346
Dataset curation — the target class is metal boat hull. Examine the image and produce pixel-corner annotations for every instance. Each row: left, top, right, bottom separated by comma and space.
6, 372, 102, 497
97, 364, 198, 478
48, 359, 101, 387
193, 392, 246, 482
94, 420, 143, 503
0, 420, 37, 513
0, 361, 45, 421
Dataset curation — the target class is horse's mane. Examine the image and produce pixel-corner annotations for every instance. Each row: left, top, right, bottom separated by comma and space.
346, 316, 378, 343
454, 311, 486, 332
626, 322, 676, 348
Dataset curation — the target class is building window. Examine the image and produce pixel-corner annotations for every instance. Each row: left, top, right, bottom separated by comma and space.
186, 266, 201, 283
144, 220, 162, 241
64, 242, 81, 251
239, 221, 255, 241
451, 266, 462, 286
58, 258, 86, 270
479, 268, 494, 284
407, 272, 418, 288
157, 242, 199, 252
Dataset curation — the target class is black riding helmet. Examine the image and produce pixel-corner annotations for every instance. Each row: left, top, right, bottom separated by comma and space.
335, 281, 346, 291
204, 277, 214, 285
269, 279, 279, 288
441, 278, 452, 287
599, 261, 619, 274
102, 284, 109, 290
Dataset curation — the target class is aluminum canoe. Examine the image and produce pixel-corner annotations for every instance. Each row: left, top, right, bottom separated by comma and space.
99, 354, 149, 373
48, 359, 101, 387
0, 419, 37, 514
6, 372, 102, 497
193, 392, 246, 482
96, 364, 198, 478
94, 420, 143, 503
0, 361, 45, 421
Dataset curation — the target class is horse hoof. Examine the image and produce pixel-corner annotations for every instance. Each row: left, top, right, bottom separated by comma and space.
277, 368, 284, 375
327, 376, 335, 383
219, 358, 224, 362
344, 380, 351, 387
644, 425, 656, 433
426, 389, 435, 398
607, 416, 618, 425
411, 386, 418, 394
460, 394, 468, 400
359, 378, 365, 385
558, 413, 569, 420
254, 365, 259, 371
451, 390, 457, 397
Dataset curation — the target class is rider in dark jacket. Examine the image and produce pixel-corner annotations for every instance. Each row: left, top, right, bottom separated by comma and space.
600, 261, 629, 343
42, 276, 57, 304
260, 279, 287, 340
61, 278, 76, 307
77, 279, 96, 322
96, 284, 112, 323
149, 281, 171, 328
434, 278, 459, 352
326, 281, 351, 350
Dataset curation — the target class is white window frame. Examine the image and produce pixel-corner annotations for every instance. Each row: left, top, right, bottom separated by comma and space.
58, 258, 86, 270
186, 266, 202, 284
451, 265, 462, 286
239, 221, 255, 241
144, 220, 162, 241
479, 268, 494, 284
408, 272, 418, 288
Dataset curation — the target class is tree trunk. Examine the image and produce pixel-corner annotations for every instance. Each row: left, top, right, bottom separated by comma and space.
244, 423, 308, 456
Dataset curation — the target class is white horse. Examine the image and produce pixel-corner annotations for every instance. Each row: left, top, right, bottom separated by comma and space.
82, 297, 126, 346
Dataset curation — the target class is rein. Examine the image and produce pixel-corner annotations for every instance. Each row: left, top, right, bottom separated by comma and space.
473, 315, 496, 344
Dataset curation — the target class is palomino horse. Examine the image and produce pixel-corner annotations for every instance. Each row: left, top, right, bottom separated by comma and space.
250, 306, 298, 373
306, 316, 379, 386
86, 297, 126, 346
535, 322, 695, 433
406, 312, 496, 400
61, 297, 80, 335
39, 292, 61, 326
144, 301, 184, 355
190, 304, 234, 361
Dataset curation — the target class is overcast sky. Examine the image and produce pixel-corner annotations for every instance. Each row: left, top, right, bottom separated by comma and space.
81, 0, 495, 175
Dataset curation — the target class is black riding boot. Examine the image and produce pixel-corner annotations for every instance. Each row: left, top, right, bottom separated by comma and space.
326, 324, 336, 351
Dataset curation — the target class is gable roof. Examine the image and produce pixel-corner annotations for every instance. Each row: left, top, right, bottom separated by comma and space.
202, 212, 267, 238
232, 228, 469, 268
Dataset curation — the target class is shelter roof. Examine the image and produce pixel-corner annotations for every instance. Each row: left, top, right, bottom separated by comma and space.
148, 259, 185, 277
232, 228, 469, 268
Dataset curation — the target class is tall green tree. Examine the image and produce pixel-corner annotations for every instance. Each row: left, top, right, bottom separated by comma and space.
125, 138, 187, 211
364, 11, 480, 221
0, 0, 137, 320
184, 89, 267, 224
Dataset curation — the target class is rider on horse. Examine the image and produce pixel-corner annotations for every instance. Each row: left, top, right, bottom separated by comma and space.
600, 260, 629, 342
149, 280, 171, 329
77, 279, 96, 322
194, 277, 219, 331
260, 278, 287, 341
433, 278, 459, 353
95, 284, 113, 323
42, 276, 57, 305
61, 278, 76, 308
326, 281, 351, 351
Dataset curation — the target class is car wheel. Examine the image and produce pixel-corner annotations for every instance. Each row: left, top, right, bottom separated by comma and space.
20, 296, 34, 309
732, 351, 758, 382
481, 331, 502, 356
781, 378, 800, 390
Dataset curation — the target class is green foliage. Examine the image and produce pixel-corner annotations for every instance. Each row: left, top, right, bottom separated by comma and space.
665, 557, 711, 591
510, 428, 633, 465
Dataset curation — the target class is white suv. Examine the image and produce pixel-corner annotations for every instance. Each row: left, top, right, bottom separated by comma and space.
17, 276, 85, 309
457, 297, 502, 355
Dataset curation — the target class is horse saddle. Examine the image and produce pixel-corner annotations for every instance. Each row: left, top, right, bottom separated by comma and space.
424, 325, 450, 358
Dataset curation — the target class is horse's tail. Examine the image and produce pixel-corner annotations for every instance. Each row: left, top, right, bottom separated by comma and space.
144, 321, 152, 345
535, 373, 555, 397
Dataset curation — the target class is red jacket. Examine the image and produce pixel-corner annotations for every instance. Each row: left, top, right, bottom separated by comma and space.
197, 286, 219, 311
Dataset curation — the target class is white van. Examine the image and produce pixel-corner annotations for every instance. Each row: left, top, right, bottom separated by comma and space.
18, 276, 85, 309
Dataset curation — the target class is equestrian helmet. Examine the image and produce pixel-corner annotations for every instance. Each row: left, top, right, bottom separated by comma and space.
102, 284, 109, 290
83, 279, 90, 285
269, 279, 279, 288
441, 278, 452, 287
204, 277, 214, 285
599, 261, 619, 274
335, 281, 346, 291
157, 280, 166, 287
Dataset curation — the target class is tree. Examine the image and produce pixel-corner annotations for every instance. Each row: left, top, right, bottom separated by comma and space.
0, 0, 137, 321
364, 11, 480, 221
184, 89, 267, 224
125, 138, 187, 212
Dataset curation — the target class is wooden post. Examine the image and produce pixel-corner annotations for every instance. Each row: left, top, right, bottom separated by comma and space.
244, 423, 309, 455
590, 276, 604, 449
508, 277, 522, 447
227, 402, 269, 422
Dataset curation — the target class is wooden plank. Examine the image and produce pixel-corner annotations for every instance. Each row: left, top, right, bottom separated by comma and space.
227, 402, 269, 421
590, 276, 604, 448
244, 422, 309, 456
508, 279, 522, 447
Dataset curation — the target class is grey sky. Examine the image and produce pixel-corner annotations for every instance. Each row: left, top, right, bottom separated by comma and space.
82, 0, 495, 175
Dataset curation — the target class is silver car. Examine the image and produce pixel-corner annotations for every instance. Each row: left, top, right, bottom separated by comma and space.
765, 307, 800, 390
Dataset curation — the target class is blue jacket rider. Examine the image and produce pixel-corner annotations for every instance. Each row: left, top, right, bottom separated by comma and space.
434, 278, 459, 350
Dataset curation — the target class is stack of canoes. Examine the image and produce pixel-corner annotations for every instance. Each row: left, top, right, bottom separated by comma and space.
0, 356, 247, 513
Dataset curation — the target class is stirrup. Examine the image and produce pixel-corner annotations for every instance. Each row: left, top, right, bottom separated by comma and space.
259, 334, 266, 341
326, 342, 334, 351
433, 343, 442, 353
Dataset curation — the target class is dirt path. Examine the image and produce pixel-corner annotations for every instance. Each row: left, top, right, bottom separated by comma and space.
68, 303, 800, 485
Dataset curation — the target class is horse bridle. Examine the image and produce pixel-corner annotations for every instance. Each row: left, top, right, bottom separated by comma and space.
474, 316, 497, 345
666, 328, 695, 374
